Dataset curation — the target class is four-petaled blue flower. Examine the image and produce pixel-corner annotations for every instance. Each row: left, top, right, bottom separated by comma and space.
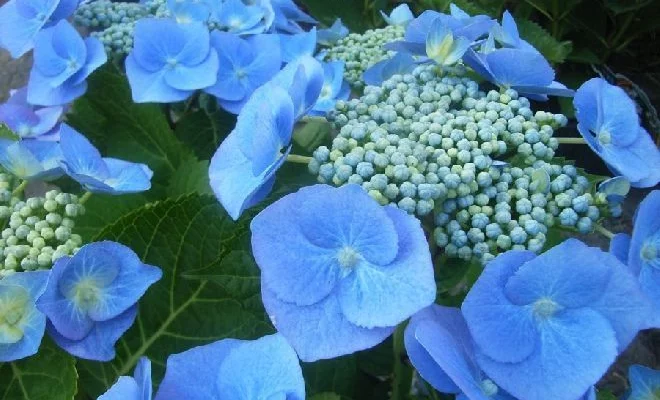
309, 61, 350, 116
381, 4, 414, 27
363, 52, 416, 87
279, 27, 317, 64
36, 241, 162, 361
125, 18, 219, 103
211, 0, 267, 34
0, 139, 63, 181
462, 239, 652, 400
27, 20, 107, 106
0, 0, 77, 58
251, 184, 436, 361
426, 18, 471, 66
574, 77, 660, 188
59, 124, 153, 195
167, 0, 212, 24
0, 87, 63, 140
0, 271, 50, 362
98, 357, 152, 400
317, 18, 348, 46
205, 32, 282, 114
155, 333, 305, 400
626, 364, 660, 400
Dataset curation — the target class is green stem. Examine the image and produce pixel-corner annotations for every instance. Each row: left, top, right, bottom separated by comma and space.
391, 323, 412, 400
79, 191, 93, 205
556, 137, 587, 144
286, 154, 313, 164
301, 116, 328, 124
610, 12, 635, 50
11, 181, 27, 196
594, 223, 615, 240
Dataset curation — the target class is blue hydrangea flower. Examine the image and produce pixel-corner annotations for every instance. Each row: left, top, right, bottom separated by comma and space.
59, 124, 153, 195
0, 271, 50, 362
0, 0, 77, 58
36, 241, 162, 361
426, 19, 471, 66
211, 0, 267, 34
317, 18, 348, 46
167, 0, 211, 24
204, 32, 282, 114
598, 176, 630, 217
0, 139, 63, 181
279, 27, 317, 64
125, 18, 219, 103
310, 61, 349, 116
363, 52, 416, 87
462, 239, 652, 400
626, 364, 660, 400
270, 0, 316, 34
27, 20, 107, 106
405, 305, 516, 400
381, 4, 414, 26
574, 78, 660, 188
492, 10, 539, 52
269, 55, 324, 119
251, 184, 436, 361
98, 357, 152, 400
155, 334, 305, 400
0, 87, 63, 140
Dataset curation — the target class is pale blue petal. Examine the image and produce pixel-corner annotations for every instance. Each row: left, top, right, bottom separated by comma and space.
125, 54, 192, 103
0, 302, 46, 362
32, 25, 69, 80
270, 55, 324, 119
68, 37, 107, 86
610, 233, 631, 265
0, 0, 55, 58
317, 18, 348, 46
597, 79, 640, 147
404, 10, 442, 45
496, 10, 520, 47
216, 0, 264, 34
462, 48, 494, 82
59, 124, 108, 179
163, 50, 218, 91
513, 80, 574, 98
381, 4, 413, 26
279, 27, 316, 63
134, 357, 152, 400
627, 365, 660, 400
131, 18, 186, 71
205, 31, 252, 101
48, 0, 77, 21
625, 129, 660, 188
98, 377, 140, 400
102, 158, 153, 194
26, 67, 88, 106
0, 140, 45, 180
486, 49, 554, 88
32, 105, 63, 136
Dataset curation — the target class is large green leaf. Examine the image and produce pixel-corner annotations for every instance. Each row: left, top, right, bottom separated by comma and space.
166, 159, 212, 197
174, 108, 235, 160
298, 0, 370, 31
74, 194, 149, 242
0, 338, 77, 400
304, 356, 358, 398
77, 195, 273, 397
516, 19, 573, 64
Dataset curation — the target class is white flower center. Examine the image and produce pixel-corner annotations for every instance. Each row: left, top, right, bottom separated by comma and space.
598, 130, 611, 145
337, 246, 360, 269
480, 379, 499, 397
532, 297, 560, 319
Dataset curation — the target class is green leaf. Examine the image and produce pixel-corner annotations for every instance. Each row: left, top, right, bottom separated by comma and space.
77, 194, 273, 397
174, 108, 235, 160
304, 356, 358, 398
605, 0, 655, 14
297, 0, 369, 31
0, 338, 77, 400
74, 194, 149, 242
0, 124, 19, 140
166, 159, 212, 197
310, 393, 342, 400
596, 388, 618, 400
516, 19, 573, 64
293, 119, 334, 154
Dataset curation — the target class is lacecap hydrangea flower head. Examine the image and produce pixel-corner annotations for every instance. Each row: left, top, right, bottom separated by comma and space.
155, 333, 304, 400
251, 184, 436, 361
37, 241, 162, 361
98, 357, 152, 400
461, 239, 652, 400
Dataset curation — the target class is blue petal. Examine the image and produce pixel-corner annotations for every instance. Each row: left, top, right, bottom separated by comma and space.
639, 266, 660, 328
381, 4, 414, 26
205, 31, 253, 101
486, 48, 554, 88
2, 270, 50, 300
134, 357, 152, 400
167, 0, 210, 23
26, 66, 88, 106
163, 50, 218, 91
98, 377, 140, 400
462, 48, 494, 82
625, 129, 660, 188
279, 27, 317, 64
125, 53, 192, 103
0, 0, 55, 58
495, 10, 520, 47
610, 233, 631, 265
261, 281, 394, 362
627, 364, 660, 400
404, 10, 442, 45
102, 158, 153, 194
59, 124, 108, 180
272, 0, 316, 24
598, 176, 631, 202
0, 300, 46, 362
317, 18, 348, 46
269, 55, 324, 119
513, 80, 575, 98
68, 37, 107, 86
32, 105, 64, 136
0, 139, 46, 180
215, 0, 265, 34
48, 0, 77, 21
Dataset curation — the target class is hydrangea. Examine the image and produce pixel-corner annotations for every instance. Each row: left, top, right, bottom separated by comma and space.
204, 32, 282, 114
155, 334, 305, 399
381, 3, 414, 27
625, 364, 660, 400
36, 241, 162, 360
425, 19, 471, 66
317, 18, 348, 46
0, 0, 77, 58
0, 139, 63, 181
167, 0, 211, 24
597, 176, 630, 217
0, 88, 63, 140
362, 52, 415, 86
251, 184, 436, 361
59, 124, 153, 195
492, 10, 538, 52
27, 20, 107, 106
0, 271, 50, 361
462, 239, 652, 400
125, 18, 219, 103
270, 0, 316, 34
98, 357, 152, 400
279, 27, 317, 63
574, 77, 660, 188
309, 61, 350, 116
210, 0, 266, 34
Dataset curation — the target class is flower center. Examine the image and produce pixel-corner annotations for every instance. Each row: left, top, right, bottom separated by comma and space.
598, 130, 611, 145
320, 84, 332, 98
235, 69, 247, 79
228, 17, 243, 29
66, 58, 79, 71
480, 379, 499, 397
337, 246, 360, 269
72, 279, 101, 310
641, 236, 660, 270
532, 297, 560, 319
17, 124, 32, 136
165, 57, 179, 70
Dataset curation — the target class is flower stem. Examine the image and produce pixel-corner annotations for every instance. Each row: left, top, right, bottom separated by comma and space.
556, 137, 587, 144
301, 116, 328, 124
11, 181, 27, 196
391, 323, 412, 400
286, 154, 312, 164
594, 223, 615, 240
79, 191, 93, 205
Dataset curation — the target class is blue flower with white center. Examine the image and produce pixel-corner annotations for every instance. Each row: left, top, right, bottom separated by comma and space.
0, 87, 63, 140
98, 357, 152, 400
36, 241, 162, 361
0, 0, 77, 58
0, 271, 49, 362
251, 184, 436, 361
317, 18, 348, 46
211, 0, 266, 34
59, 124, 153, 195
574, 78, 660, 188
309, 61, 349, 116
463, 48, 573, 101
27, 20, 107, 107
626, 364, 660, 400
426, 18, 471, 67
270, 0, 316, 34
405, 305, 516, 400
279, 27, 317, 64
204, 32, 282, 114
462, 239, 652, 400
125, 18, 219, 103
363, 52, 416, 87
381, 3, 414, 27
0, 138, 63, 181
167, 0, 211, 24
155, 334, 305, 400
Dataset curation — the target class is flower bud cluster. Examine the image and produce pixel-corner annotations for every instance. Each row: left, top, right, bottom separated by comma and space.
74, 0, 148, 30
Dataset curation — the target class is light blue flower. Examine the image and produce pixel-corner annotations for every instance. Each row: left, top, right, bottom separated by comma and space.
155, 334, 305, 400
462, 239, 652, 400
0, 138, 63, 181
0, 271, 50, 362
269, 55, 324, 119
317, 18, 348, 46
626, 364, 660, 400
37, 241, 162, 361
167, 0, 212, 24
27, 20, 107, 106
574, 78, 660, 188
59, 124, 153, 195
98, 357, 152, 400
309, 61, 349, 116
211, 0, 267, 34
426, 18, 471, 66
204, 32, 282, 114
0, 87, 63, 140
251, 184, 436, 361
0, 0, 77, 58
270, 0, 316, 34
125, 18, 219, 103
405, 305, 516, 400
363, 52, 416, 87
492, 10, 539, 53
381, 3, 414, 26
279, 27, 317, 63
